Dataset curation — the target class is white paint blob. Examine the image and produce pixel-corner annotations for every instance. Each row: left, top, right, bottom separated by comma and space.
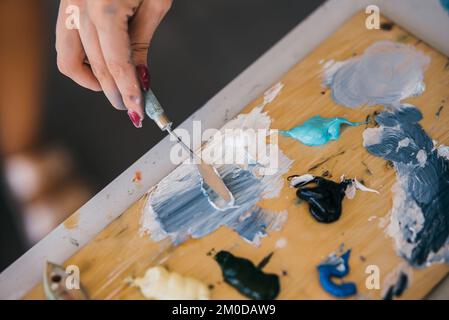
323, 41, 429, 108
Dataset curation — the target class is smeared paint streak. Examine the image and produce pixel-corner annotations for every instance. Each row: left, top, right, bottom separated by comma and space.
141, 91, 292, 246
214, 250, 280, 300
383, 272, 408, 300
323, 41, 429, 108
363, 105, 449, 266
441, 0, 449, 14
262, 82, 284, 106
380, 22, 394, 31
381, 263, 412, 300
142, 162, 289, 245
289, 174, 378, 223
132, 266, 210, 300
308, 150, 345, 171
317, 249, 357, 298
280, 116, 364, 146
435, 105, 444, 118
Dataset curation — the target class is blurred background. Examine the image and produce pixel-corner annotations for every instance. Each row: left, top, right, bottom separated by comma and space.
0, 0, 325, 271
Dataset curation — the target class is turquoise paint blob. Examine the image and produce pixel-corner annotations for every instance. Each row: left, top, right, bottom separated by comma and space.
280, 116, 364, 146
441, 0, 449, 14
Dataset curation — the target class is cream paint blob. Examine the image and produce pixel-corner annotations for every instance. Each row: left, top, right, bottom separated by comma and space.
132, 266, 210, 300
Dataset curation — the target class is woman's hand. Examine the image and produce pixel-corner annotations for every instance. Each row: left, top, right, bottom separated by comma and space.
55, 0, 172, 127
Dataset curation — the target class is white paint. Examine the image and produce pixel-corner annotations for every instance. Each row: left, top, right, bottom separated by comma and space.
353, 178, 380, 195
275, 237, 288, 249
386, 182, 425, 260
396, 138, 411, 152
343, 177, 379, 200
437, 145, 449, 160
289, 174, 315, 187
363, 127, 384, 147
416, 149, 427, 167
262, 82, 284, 106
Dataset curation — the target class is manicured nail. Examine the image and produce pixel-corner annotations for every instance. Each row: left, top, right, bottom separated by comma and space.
128, 110, 142, 128
136, 65, 150, 91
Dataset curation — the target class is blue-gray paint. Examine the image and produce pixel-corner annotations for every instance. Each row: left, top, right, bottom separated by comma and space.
142, 161, 289, 245
323, 41, 429, 108
280, 116, 364, 146
363, 105, 449, 266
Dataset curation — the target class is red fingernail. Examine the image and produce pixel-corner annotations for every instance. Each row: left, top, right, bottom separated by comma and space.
136, 65, 150, 91
128, 110, 143, 128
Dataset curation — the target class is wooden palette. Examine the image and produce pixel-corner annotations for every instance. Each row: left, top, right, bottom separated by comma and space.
24, 12, 449, 299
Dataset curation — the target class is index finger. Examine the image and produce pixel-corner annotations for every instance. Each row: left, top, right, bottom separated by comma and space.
88, 1, 144, 120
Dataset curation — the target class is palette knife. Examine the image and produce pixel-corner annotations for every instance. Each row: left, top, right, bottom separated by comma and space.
144, 89, 234, 209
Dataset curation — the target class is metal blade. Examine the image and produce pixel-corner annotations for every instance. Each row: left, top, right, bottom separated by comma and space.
166, 128, 234, 208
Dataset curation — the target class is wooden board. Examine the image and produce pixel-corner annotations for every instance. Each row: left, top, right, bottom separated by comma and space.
24, 12, 449, 300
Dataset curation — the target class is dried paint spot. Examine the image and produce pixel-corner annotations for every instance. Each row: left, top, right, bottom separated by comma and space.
63, 211, 80, 230
133, 171, 142, 183
380, 22, 394, 31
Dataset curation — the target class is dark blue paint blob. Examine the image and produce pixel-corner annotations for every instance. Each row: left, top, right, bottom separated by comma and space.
364, 105, 449, 266
383, 272, 409, 300
214, 251, 280, 300
289, 175, 351, 223
317, 249, 357, 298
441, 0, 449, 14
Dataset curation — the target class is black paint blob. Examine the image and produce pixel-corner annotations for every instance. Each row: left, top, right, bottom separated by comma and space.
214, 251, 280, 300
289, 175, 351, 223
383, 272, 408, 300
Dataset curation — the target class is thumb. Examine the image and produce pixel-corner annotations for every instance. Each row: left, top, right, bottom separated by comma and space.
129, 0, 172, 70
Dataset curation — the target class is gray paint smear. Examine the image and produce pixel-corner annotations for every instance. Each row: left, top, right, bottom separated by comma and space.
141, 161, 290, 246
363, 105, 449, 266
323, 41, 429, 108
140, 83, 290, 246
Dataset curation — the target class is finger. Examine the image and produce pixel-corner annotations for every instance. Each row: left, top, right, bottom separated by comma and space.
55, 0, 101, 91
78, 11, 126, 110
87, 1, 144, 120
129, 0, 172, 67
